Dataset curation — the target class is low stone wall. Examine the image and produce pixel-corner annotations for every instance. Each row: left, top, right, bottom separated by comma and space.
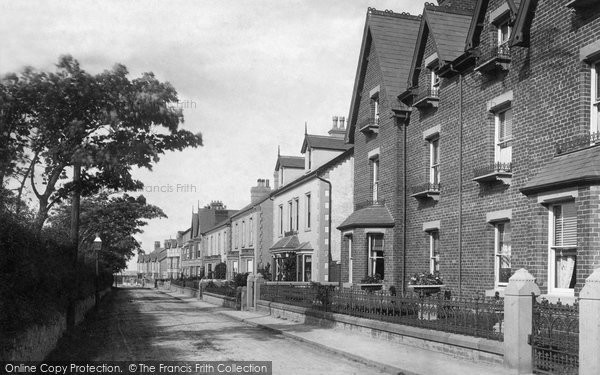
202, 292, 238, 309
168, 284, 200, 298
256, 300, 503, 366
0, 287, 112, 361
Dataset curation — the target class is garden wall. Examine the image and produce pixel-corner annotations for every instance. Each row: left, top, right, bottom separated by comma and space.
0, 287, 112, 361
256, 299, 503, 366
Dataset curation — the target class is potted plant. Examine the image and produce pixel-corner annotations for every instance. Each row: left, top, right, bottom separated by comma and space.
360, 274, 383, 292
408, 271, 445, 296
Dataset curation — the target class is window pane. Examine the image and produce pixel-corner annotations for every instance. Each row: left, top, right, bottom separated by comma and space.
554, 203, 577, 247
596, 62, 600, 101
304, 256, 312, 282
555, 251, 576, 289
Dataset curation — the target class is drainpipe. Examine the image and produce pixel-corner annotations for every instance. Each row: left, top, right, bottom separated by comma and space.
402, 116, 408, 294
456, 66, 464, 298
316, 174, 335, 287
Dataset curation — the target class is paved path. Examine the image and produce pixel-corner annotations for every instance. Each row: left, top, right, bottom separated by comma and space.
47, 287, 389, 374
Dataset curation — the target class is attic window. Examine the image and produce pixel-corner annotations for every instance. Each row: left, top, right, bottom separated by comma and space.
360, 86, 380, 134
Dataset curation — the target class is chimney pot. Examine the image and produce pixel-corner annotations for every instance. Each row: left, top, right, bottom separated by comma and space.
339, 116, 345, 129
332, 116, 338, 129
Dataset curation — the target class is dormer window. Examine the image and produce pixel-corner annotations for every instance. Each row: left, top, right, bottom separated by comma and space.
431, 69, 440, 96
414, 54, 440, 108
475, 4, 512, 74
360, 86, 381, 134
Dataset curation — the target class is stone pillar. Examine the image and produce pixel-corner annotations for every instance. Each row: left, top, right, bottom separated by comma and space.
579, 268, 600, 375
254, 274, 265, 311
246, 275, 255, 310
503, 268, 540, 373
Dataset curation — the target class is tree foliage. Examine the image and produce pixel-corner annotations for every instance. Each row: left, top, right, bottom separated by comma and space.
47, 192, 167, 272
0, 55, 202, 230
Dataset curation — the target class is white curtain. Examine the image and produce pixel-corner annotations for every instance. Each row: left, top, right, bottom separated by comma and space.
556, 255, 575, 289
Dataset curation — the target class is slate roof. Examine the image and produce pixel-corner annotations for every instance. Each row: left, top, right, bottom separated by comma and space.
346, 9, 421, 143
425, 7, 472, 62
275, 155, 305, 171
270, 235, 300, 252
521, 146, 600, 194
338, 204, 395, 230
301, 134, 353, 153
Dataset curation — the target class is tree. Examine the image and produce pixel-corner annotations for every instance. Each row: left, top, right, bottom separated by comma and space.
0, 56, 202, 230
46, 192, 167, 272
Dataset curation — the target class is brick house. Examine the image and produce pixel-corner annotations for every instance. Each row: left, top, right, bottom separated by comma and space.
388, 0, 600, 300
338, 8, 421, 288
270, 119, 353, 282
179, 201, 237, 277
229, 179, 273, 278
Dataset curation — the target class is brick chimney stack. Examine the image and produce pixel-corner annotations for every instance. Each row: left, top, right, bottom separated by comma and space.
154, 241, 161, 251
251, 178, 272, 204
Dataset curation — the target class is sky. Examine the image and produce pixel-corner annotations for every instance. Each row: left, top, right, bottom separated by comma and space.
0, 0, 429, 270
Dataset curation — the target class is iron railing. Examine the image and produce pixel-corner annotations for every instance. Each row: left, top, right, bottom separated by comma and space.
555, 131, 600, 155
358, 117, 379, 129
478, 43, 511, 63
531, 296, 579, 374
414, 87, 439, 104
473, 162, 512, 178
260, 285, 504, 341
410, 182, 441, 195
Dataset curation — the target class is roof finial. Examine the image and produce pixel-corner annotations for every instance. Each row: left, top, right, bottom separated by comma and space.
304, 121, 308, 135
277, 145, 280, 157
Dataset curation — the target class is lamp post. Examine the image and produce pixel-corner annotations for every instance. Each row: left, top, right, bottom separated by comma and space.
93, 235, 102, 307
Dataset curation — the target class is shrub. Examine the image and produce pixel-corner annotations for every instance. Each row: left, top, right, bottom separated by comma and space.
233, 272, 249, 288
214, 262, 227, 279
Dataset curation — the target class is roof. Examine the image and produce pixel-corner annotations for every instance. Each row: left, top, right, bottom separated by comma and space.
202, 217, 232, 235
467, 0, 522, 50
301, 134, 352, 153
270, 148, 354, 197
337, 204, 395, 230
520, 146, 600, 195
270, 234, 300, 252
407, 5, 473, 87
426, 7, 472, 62
346, 9, 421, 143
275, 155, 305, 171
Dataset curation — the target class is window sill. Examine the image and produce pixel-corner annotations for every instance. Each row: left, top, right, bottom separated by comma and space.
474, 56, 511, 74
410, 189, 440, 201
473, 170, 512, 185
359, 123, 379, 135
413, 96, 439, 109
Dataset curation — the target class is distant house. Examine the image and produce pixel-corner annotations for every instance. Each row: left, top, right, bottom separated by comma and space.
229, 179, 272, 278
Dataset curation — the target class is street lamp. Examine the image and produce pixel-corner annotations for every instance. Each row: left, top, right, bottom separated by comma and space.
93, 235, 102, 307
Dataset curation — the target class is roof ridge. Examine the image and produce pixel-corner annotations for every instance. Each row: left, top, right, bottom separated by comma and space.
424, 3, 473, 16
367, 7, 422, 21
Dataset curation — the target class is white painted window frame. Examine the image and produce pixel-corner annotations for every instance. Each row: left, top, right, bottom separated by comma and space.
429, 136, 440, 185
429, 230, 440, 274
495, 107, 513, 164
494, 221, 511, 288
548, 201, 577, 297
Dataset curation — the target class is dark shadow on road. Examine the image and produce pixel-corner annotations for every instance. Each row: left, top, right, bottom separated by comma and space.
45, 288, 160, 361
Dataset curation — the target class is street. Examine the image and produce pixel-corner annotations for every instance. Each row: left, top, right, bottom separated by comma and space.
47, 288, 389, 374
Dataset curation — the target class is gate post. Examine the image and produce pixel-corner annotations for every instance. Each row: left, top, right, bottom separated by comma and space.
503, 268, 540, 373
579, 267, 600, 375
246, 274, 255, 310
254, 274, 265, 311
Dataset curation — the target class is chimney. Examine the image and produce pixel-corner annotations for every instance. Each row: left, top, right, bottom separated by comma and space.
251, 178, 272, 204
339, 116, 345, 130
154, 241, 161, 251
328, 114, 347, 138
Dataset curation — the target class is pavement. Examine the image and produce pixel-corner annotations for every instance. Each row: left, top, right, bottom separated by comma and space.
158, 287, 515, 375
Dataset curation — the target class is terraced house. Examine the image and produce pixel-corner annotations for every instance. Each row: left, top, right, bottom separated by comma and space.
270, 119, 353, 282
338, 7, 421, 289
229, 179, 273, 278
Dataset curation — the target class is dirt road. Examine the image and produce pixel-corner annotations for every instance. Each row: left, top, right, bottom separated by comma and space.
47, 287, 389, 374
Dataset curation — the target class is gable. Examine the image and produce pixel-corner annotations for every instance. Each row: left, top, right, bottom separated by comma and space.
346, 9, 421, 143
467, 0, 522, 50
